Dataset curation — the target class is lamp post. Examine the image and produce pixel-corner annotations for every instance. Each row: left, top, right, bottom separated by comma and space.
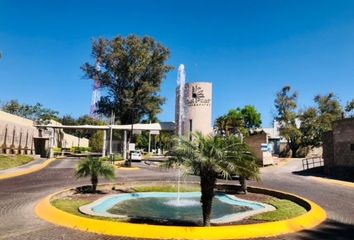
109, 111, 115, 163
127, 107, 138, 167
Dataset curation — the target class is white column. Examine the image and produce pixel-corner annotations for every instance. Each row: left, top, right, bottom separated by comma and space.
109, 126, 113, 156
123, 130, 127, 160
148, 131, 151, 153
102, 130, 106, 157
49, 128, 54, 158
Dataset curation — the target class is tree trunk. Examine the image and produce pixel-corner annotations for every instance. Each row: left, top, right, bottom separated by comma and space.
289, 137, 300, 158
200, 171, 217, 226
91, 175, 98, 193
290, 145, 299, 158
239, 176, 247, 194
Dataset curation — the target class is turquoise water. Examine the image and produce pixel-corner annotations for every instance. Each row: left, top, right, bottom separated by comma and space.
91, 192, 265, 224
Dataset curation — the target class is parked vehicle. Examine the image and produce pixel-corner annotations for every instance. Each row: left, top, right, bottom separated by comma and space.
130, 150, 142, 161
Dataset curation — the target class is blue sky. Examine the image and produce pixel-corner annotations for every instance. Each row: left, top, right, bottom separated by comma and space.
1, 0, 354, 127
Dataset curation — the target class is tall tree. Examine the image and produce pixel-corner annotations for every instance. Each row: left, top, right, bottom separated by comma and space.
240, 105, 262, 131
274, 86, 301, 157
81, 35, 173, 124
60, 114, 77, 135
297, 93, 342, 149
314, 93, 342, 132
300, 93, 342, 147
299, 107, 320, 147
225, 109, 245, 136
165, 133, 259, 226
214, 105, 261, 137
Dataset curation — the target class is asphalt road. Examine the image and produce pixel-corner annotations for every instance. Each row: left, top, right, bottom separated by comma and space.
0, 158, 353, 240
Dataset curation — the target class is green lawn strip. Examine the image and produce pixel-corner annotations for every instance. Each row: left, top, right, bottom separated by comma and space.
251, 197, 307, 221
0, 155, 34, 170
133, 185, 200, 192
51, 199, 126, 222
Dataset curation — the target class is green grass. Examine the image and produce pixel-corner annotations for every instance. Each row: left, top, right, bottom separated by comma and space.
251, 198, 307, 221
133, 185, 200, 192
0, 155, 34, 170
52, 199, 91, 216
51, 189, 307, 224
51, 199, 124, 222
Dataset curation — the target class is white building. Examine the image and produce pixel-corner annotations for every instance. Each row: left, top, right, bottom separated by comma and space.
176, 82, 213, 138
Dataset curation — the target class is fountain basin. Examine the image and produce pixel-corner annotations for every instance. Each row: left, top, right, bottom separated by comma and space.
80, 192, 275, 224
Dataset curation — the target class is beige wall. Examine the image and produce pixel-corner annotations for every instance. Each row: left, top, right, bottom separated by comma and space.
0, 110, 88, 154
48, 120, 89, 148
0, 110, 38, 154
244, 132, 268, 163
61, 132, 89, 148
183, 82, 212, 136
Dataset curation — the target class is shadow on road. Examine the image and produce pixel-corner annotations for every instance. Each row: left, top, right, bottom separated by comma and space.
292, 166, 354, 182
296, 220, 354, 240
292, 166, 326, 177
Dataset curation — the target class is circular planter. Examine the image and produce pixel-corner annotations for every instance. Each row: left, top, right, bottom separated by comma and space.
35, 185, 326, 239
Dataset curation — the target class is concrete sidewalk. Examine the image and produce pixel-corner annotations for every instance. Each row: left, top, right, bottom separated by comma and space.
0, 157, 57, 180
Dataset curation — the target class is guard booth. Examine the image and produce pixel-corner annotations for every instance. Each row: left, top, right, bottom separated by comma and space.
33, 137, 49, 158
261, 143, 274, 166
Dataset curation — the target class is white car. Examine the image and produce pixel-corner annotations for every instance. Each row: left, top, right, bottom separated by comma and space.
130, 150, 142, 161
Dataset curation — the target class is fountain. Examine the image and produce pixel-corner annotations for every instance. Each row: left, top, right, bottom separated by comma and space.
177, 64, 186, 137
165, 167, 200, 207
172, 65, 199, 207
79, 191, 275, 225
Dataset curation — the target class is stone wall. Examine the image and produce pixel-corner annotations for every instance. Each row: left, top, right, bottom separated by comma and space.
323, 131, 334, 173
323, 118, 354, 179
332, 119, 354, 167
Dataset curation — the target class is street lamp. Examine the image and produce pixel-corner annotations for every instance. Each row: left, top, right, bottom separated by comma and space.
126, 107, 138, 167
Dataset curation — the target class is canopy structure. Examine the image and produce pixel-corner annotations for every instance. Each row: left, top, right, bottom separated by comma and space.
35, 122, 175, 131
35, 122, 175, 158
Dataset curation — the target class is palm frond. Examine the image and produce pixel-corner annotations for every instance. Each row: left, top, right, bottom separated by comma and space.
165, 132, 260, 182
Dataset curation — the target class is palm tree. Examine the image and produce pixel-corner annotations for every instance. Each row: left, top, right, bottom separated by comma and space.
165, 132, 259, 226
235, 154, 260, 194
75, 157, 115, 193
214, 116, 227, 136
158, 132, 174, 154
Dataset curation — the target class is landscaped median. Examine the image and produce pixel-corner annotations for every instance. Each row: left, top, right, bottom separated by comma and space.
35, 185, 327, 240
0, 157, 57, 180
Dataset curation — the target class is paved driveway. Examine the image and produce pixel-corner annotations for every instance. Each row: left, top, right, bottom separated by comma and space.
0, 158, 353, 240
254, 159, 354, 239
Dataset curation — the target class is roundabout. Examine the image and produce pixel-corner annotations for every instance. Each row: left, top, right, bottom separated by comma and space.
2, 157, 353, 240
35, 184, 326, 240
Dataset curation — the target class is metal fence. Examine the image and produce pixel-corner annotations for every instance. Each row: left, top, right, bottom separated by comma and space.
302, 156, 324, 170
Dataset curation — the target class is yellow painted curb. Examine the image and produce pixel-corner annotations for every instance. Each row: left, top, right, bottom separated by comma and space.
35, 187, 327, 239
116, 166, 140, 170
309, 176, 354, 188
0, 158, 57, 180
